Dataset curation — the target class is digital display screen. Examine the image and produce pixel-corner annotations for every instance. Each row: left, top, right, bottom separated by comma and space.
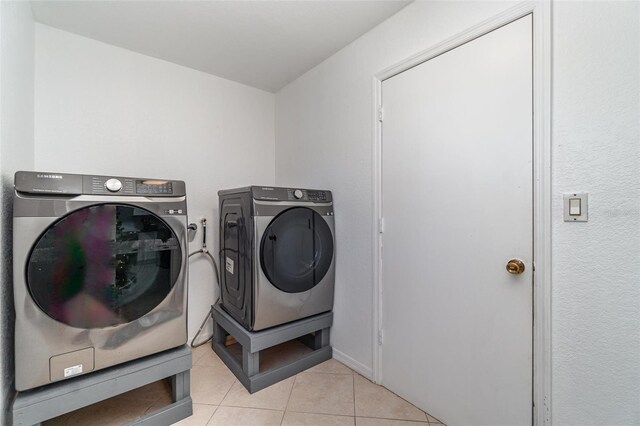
136, 180, 173, 195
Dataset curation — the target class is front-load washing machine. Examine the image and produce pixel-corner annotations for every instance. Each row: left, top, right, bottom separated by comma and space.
13, 171, 188, 391
218, 186, 335, 331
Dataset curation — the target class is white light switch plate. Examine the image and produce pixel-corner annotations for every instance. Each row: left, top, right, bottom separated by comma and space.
564, 193, 588, 222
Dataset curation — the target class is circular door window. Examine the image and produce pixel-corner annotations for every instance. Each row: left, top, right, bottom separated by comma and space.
26, 204, 182, 328
260, 207, 334, 293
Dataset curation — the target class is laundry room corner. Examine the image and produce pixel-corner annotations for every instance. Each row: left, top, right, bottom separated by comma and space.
32, 24, 277, 346
0, 1, 35, 423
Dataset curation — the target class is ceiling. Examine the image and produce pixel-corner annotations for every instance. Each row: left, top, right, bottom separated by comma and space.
30, 1, 411, 92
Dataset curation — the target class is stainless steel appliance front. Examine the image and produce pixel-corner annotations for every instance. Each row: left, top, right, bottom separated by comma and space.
13, 172, 188, 391
218, 186, 336, 331
253, 210, 335, 331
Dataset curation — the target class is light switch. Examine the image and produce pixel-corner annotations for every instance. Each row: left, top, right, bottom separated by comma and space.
564, 193, 588, 222
569, 198, 581, 216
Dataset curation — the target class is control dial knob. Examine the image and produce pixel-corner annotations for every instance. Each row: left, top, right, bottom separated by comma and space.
105, 178, 123, 192
293, 189, 304, 199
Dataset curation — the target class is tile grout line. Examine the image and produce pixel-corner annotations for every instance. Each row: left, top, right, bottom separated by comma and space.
353, 413, 431, 423
284, 409, 355, 418
358, 374, 434, 423
220, 406, 284, 413
191, 346, 207, 366
280, 374, 298, 425
356, 414, 430, 423
204, 404, 219, 426
352, 371, 357, 424
205, 405, 286, 426
215, 405, 286, 413
298, 370, 354, 376
217, 379, 239, 407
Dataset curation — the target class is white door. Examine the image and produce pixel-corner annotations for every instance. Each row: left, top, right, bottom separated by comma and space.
381, 15, 533, 426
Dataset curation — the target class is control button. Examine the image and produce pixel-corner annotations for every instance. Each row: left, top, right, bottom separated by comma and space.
569, 198, 581, 216
105, 178, 123, 192
293, 189, 304, 199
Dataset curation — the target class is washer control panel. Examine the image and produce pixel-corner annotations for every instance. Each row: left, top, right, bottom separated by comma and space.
89, 176, 181, 196
90, 176, 135, 195
14, 171, 186, 197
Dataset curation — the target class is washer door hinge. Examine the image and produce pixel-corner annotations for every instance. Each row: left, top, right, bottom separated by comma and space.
378, 106, 384, 122
379, 218, 384, 234
378, 329, 384, 345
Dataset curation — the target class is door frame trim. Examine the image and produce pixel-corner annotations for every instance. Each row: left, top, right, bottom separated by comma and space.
371, 2, 552, 424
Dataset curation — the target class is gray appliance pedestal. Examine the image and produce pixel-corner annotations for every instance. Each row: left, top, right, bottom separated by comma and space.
212, 303, 333, 393
12, 345, 192, 426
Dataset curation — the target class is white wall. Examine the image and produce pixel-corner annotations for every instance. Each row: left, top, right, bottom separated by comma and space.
34, 24, 276, 343
275, 0, 640, 423
552, 2, 639, 424
0, 1, 34, 422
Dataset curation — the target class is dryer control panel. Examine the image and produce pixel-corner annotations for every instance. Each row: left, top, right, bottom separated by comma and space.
15, 171, 186, 197
250, 186, 332, 203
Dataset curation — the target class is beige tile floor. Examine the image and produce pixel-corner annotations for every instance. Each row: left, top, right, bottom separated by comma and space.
45, 344, 445, 426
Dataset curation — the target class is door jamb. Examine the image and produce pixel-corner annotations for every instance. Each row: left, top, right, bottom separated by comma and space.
371, 2, 552, 424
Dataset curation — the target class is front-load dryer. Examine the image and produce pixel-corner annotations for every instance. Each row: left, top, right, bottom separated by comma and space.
13, 171, 189, 391
218, 186, 335, 331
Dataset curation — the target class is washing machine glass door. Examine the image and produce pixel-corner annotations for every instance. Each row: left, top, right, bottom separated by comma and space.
26, 204, 182, 328
260, 207, 333, 293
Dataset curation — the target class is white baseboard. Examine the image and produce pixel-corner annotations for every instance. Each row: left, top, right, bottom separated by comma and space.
332, 348, 373, 380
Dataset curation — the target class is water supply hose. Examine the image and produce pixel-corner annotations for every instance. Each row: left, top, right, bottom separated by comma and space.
187, 217, 220, 347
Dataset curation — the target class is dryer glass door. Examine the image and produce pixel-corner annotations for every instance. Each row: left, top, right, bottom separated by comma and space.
26, 204, 182, 328
260, 207, 333, 293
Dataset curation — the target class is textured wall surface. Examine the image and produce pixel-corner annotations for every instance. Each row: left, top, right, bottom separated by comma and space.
552, 2, 640, 424
275, 0, 517, 377
0, 1, 34, 422
276, 0, 640, 423
34, 24, 275, 343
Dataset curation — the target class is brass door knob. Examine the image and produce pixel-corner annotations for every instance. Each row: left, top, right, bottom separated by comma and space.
506, 259, 525, 275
